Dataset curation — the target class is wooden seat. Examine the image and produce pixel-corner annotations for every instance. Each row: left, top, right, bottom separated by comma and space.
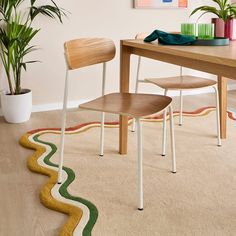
146, 75, 217, 90
57, 37, 176, 211
80, 93, 172, 117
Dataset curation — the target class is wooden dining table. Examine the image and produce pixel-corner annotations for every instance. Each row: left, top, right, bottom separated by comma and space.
119, 39, 236, 154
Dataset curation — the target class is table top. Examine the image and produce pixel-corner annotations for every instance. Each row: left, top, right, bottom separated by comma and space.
122, 39, 236, 68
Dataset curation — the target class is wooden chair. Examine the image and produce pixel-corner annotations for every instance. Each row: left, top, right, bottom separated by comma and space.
57, 38, 176, 210
132, 33, 221, 156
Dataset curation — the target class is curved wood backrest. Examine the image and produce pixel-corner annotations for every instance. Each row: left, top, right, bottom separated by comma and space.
135, 32, 181, 40
64, 38, 116, 70
135, 32, 149, 40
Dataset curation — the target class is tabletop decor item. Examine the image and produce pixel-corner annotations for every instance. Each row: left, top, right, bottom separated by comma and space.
144, 30, 196, 45
181, 23, 197, 36
197, 23, 215, 39
190, 0, 236, 40
134, 0, 188, 8
0, 0, 66, 123
192, 37, 229, 46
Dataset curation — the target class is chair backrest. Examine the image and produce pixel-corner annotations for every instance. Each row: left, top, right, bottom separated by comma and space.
64, 38, 116, 70
134, 32, 183, 87
135, 32, 180, 40
135, 32, 149, 40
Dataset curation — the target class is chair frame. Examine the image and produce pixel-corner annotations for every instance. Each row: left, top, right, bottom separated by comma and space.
57, 38, 176, 210
132, 54, 222, 154
58, 59, 107, 183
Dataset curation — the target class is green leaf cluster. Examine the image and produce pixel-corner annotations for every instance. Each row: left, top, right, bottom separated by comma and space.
190, 0, 236, 22
0, 0, 66, 95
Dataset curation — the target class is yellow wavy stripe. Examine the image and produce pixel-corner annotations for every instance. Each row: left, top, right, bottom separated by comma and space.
19, 134, 83, 236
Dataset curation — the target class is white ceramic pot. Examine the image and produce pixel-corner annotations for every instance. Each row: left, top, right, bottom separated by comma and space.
0, 89, 32, 123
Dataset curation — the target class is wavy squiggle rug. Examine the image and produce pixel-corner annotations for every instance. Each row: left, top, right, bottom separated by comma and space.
20, 107, 236, 236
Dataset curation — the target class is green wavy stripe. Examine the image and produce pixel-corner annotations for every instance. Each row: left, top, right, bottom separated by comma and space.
33, 134, 98, 236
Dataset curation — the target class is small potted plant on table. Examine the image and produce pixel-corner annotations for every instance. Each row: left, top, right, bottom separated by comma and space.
190, 0, 236, 40
0, 0, 66, 123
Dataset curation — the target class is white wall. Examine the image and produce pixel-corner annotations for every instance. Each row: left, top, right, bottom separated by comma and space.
0, 0, 234, 111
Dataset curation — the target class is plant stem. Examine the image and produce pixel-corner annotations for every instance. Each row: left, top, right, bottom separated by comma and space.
6, 72, 14, 95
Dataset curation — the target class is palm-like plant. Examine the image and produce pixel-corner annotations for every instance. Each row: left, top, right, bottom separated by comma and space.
190, 0, 236, 22
0, 0, 66, 95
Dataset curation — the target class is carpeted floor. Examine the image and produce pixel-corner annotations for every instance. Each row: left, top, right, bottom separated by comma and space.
21, 108, 236, 236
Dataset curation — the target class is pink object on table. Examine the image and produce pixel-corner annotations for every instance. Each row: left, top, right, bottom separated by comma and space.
212, 18, 225, 38
212, 18, 236, 40
225, 19, 236, 40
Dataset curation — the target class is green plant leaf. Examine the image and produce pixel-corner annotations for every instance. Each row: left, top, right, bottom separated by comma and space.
0, 0, 66, 94
21, 60, 39, 71
190, 6, 220, 18
190, 0, 236, 21
30, 0, 66, 23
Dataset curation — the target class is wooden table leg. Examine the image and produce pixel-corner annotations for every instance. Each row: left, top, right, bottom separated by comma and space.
119, 41, 131, 154
217, 76, 228, 139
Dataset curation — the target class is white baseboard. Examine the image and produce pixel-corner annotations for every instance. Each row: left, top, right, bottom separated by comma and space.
0, 99, 90, 116
31, 99, 91, 113
0, 85, 236, 116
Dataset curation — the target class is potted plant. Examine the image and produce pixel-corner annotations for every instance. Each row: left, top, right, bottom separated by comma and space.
0, 0, 66, 123
190, 0, 236, 40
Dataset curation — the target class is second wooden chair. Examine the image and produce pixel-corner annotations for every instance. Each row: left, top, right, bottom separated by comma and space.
132, 33, 221, 156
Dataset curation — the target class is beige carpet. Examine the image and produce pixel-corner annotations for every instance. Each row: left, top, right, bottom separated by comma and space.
35, 108, 236, 236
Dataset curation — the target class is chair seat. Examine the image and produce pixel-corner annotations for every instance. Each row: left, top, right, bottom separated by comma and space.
145, 75, 216, 90
80, 93, 172, 118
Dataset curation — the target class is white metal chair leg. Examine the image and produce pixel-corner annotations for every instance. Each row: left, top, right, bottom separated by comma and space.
99, 112, 105, 156
132, 119, 136, 132
179, 90, 183, 126
58, 70, 69, 184
132, 56, 142, 132
213, 85, 222, 146
99, 63, 106, 156
162, 89, 168, 156
169, 105, 176, 173
136, 118, 143, 210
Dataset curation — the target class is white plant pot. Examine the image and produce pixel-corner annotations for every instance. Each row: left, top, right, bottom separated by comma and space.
0, 89, 32, 123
